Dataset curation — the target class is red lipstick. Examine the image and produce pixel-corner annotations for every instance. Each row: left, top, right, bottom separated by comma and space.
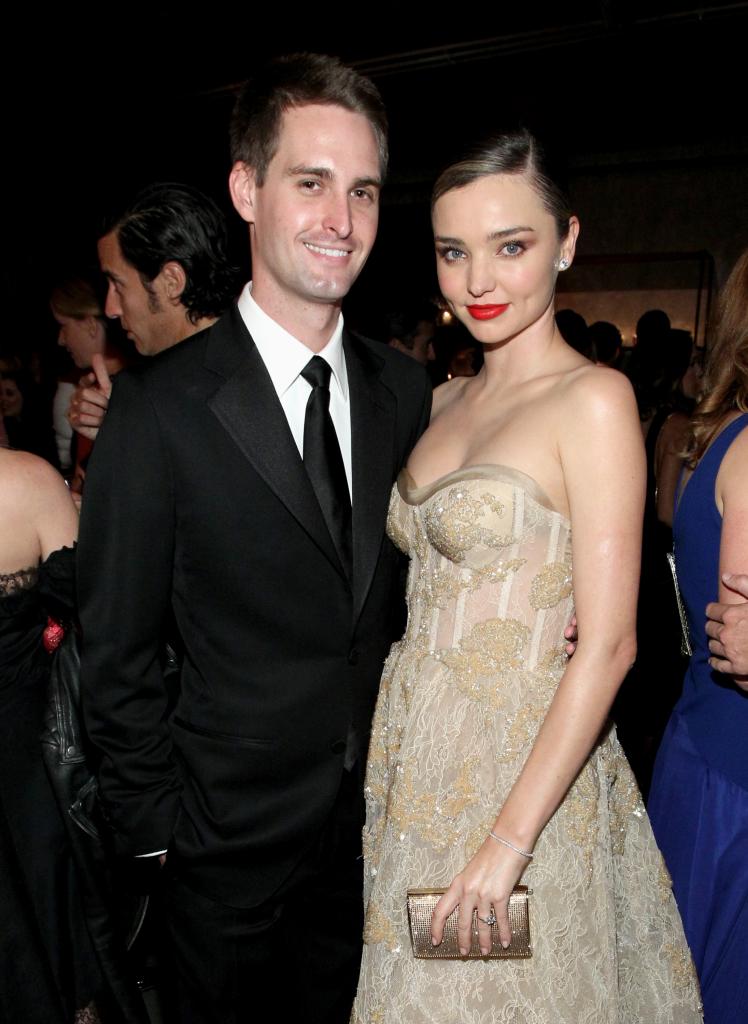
466, 304, 509, 320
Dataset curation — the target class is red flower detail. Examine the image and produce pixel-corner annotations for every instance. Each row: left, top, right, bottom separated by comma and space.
43, 617, 65, 653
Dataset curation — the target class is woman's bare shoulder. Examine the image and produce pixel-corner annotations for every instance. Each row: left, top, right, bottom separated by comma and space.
719, 417, 748, 477
0, 450, 68, 506
560, 363, 637, 415
430, 375, 471, 420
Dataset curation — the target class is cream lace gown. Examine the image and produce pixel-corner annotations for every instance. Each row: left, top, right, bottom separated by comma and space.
352, 466, 702, 1024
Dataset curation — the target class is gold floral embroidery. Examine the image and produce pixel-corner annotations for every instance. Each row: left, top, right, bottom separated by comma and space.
424, 487, 514, 562
386, 490, 412, 556
440, 618, 530, 670
605, 746, 646, 857
499, 685, 555, 764
560, 762, 600, 876
389, 756, 481, 851
418, 558, 527, 612
530, 561, 573, 610
363, 899, 400, 950
663, 942, 701, 997
657, 856, 675, 903
537, 643, 570, 675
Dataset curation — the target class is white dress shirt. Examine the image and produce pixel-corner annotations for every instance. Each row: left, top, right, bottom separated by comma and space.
237, 283, 353, 499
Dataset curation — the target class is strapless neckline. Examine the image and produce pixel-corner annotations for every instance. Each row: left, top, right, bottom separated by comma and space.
397, 463, 568, 522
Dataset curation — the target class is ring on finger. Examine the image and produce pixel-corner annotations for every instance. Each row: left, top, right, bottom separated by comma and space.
477, 910, 497, 926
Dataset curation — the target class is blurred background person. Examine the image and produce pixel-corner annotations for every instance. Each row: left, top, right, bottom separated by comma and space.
654, 331, 703, 527
1, 367, 59, 468
385, 301, 437, 366
50, 275, 130, 495
555, 307, 593, 359
589, 319, 622, 367
429, 320, 483, 385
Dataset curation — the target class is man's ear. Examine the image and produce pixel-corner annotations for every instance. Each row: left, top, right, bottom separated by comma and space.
84, 314, 100, 337
159, 261, 188, 305
229, 161, 257, 225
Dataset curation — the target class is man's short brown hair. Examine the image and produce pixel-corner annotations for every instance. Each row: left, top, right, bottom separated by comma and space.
230, 52, 388, 185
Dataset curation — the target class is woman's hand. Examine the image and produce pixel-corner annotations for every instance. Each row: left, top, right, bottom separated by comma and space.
430, 837, 529, 955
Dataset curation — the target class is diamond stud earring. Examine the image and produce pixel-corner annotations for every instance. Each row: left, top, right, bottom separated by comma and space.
558, 258, 570, 271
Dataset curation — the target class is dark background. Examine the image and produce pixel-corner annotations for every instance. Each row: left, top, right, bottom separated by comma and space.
6, 0, 748, 340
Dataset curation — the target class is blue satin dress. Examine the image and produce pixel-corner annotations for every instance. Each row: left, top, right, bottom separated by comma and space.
649, 413, 748, 1024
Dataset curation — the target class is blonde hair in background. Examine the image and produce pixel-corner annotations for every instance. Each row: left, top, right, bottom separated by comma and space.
685, 248, 748, 467
49, 277, 104, 320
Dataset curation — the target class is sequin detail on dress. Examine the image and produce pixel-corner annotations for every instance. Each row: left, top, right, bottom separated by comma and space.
353, 467, 702, 1024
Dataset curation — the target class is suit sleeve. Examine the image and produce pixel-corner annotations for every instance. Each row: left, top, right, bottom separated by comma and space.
78, 371, 182, 857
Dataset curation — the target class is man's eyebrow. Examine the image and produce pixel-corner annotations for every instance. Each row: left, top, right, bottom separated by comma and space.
287, 165, 333, 179
352, 176, 382, 190
286, 166, 382, 190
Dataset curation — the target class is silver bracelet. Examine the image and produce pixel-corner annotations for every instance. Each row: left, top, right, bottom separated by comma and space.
488, 831, 534, 860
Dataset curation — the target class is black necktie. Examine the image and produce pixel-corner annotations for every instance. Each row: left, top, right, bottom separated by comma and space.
301, 356, 352, 579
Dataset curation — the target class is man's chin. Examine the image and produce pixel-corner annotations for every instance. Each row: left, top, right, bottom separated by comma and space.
304, 274, 359, 304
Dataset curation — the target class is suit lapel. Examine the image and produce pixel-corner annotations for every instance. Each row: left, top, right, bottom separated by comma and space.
205, 307, 348, 582
345, 331, 396, 625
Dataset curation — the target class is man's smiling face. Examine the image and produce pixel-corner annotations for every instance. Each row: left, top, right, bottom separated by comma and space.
236, 103, 381, 323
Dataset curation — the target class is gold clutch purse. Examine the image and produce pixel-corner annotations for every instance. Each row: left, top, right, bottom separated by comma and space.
406, 886, 532, 959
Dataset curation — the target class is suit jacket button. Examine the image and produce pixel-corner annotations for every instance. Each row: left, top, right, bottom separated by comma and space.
331, 740, 346, 754
348, 648, 359, 665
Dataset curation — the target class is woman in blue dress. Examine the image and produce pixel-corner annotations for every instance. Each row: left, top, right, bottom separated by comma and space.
649, 247, 748, 1024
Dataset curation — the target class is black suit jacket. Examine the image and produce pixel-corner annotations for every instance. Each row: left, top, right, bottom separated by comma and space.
78, 304, 431, 907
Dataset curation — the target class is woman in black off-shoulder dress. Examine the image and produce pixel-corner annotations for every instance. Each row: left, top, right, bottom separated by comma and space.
0, 448, 101, 1022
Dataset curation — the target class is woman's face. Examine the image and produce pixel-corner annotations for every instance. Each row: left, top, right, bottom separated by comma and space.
1, 378, 22, 418
432, 173, 578, 346
53, 310, 105, 369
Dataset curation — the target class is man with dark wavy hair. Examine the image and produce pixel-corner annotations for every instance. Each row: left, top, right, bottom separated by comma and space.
69, 182, 238, 440
99, 182, 237, 356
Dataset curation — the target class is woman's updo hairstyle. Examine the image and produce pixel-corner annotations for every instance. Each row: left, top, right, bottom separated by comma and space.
432, 128, 573, 240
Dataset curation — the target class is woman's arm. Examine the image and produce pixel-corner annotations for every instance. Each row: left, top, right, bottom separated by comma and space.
655, 411, 689, 527
431, 368, 645, 953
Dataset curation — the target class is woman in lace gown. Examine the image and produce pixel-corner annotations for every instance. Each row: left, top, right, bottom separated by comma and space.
353, 131, 702, 1023
0, 448, 102, 1022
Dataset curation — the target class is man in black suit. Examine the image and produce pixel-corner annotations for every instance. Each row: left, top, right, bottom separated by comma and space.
79, 54, 431, 1024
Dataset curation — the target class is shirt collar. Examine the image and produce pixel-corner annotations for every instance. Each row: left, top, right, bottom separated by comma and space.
237, 283, 347, 399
